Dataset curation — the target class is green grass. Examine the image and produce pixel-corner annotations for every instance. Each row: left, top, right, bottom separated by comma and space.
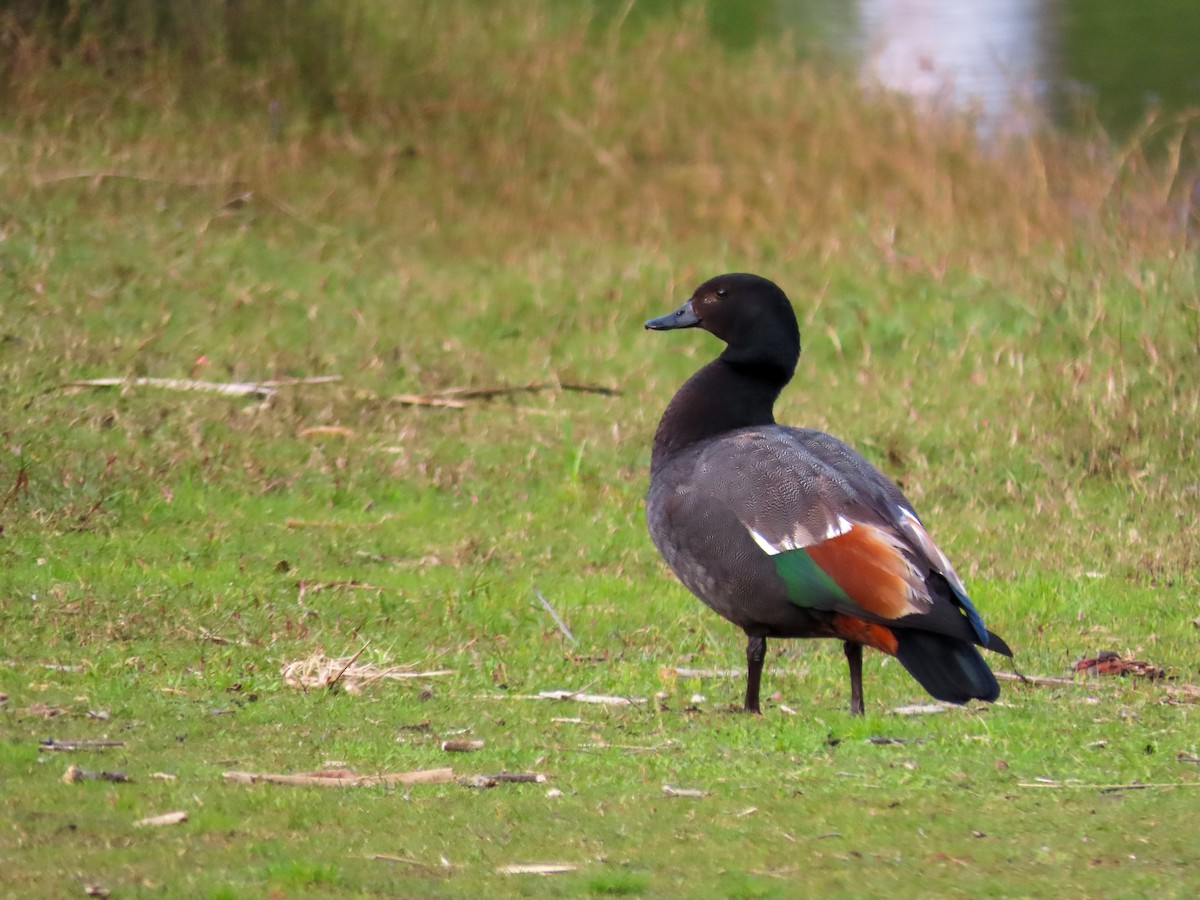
3, 2, 1200, 898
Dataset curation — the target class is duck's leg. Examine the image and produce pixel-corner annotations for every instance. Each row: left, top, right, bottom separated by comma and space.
843, 641, 864, 716
744, 634, 766, 714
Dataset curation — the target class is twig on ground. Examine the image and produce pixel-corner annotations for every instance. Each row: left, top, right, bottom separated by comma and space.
662, 784, 710, 798
497, 863, 578, 875
441, 739, 485, 753
995, 671, 1078, 687
31, 169, 225, 188
299, 425, 357, 438
41, 739, 125, 751
532, 689, 646, 706
1018, 780, 1200, 791
61, 375, 341, 400
388, 381, 618, 409
63, 765, 130, 783
368, 854, 454, 873
995, 669, 1198, 701
661, 666, 743, 679
461, 772, 547, 788
533, 587, 577, 646
21, 703, 67, 718
329, 644, 370, 692
223, 767, 455, 788
133, 810, 188, 827
891, 703, 955, 715
388, 393, 467, 409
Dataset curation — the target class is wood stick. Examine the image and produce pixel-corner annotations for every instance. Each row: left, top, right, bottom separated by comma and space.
533, 689, 645, 706
497, 863, 578, 875
133, 811, 188, 827
388, 380, 618, 409
1018, 781, 1200, 790
41, 739, 125, 751
388, 394, 468, 409
663, 666, 743, 678
441, 739, 485, 752
994, 672, 1078, 686
222, 767, 454, 787
533, 587, 577, 645
63, 765, 130, 783
329, 644, 369, 691
461, 772, 547, 788
61, 375, 340, 400
662, 784, 710, 798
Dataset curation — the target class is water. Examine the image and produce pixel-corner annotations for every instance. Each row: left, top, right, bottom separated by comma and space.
603, 0, 1200, 138
841, 0, 1200, 137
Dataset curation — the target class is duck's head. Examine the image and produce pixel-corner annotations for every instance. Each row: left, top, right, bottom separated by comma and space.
646, 273, 800, 377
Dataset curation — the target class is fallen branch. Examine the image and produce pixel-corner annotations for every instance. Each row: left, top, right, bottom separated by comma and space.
61, 375, 341, 400
223, 767, 455, 788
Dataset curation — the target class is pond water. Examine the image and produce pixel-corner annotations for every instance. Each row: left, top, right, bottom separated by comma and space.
605, 0, 1200, 138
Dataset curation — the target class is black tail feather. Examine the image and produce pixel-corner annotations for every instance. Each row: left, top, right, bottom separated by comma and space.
894, 630, 1000, 704
984, 629, 1014, 657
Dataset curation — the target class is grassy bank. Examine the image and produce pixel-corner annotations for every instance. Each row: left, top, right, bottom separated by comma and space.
2, 3, 1199, 898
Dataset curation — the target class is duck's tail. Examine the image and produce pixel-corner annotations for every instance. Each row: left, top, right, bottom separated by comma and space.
893, 630, 1001, 704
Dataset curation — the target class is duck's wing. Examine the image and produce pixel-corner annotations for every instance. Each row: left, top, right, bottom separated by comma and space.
704, 427, 1009, 655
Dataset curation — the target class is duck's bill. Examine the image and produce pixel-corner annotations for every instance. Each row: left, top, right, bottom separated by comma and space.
645, 299, 700, 330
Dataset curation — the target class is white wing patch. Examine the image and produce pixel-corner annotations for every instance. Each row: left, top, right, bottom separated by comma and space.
896, 507, 963, 587
746, 514, 853, 557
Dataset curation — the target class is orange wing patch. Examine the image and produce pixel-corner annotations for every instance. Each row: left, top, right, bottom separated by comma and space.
804, 522, 927, 621
830, 615, 899, 655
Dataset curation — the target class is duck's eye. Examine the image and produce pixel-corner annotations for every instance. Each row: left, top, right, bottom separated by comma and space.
717, 288, 727, 297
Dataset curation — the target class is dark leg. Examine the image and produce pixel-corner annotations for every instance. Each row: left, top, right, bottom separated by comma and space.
843, 641, 864, 716
745, 634, 766, 714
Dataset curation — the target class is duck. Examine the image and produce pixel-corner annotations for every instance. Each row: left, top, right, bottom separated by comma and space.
644, 273, 1012, 715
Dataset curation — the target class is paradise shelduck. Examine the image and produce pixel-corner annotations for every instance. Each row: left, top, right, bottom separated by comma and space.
645, 273, 1012, 715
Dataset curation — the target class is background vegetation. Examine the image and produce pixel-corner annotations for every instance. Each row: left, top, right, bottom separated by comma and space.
2, 2, 1198, 897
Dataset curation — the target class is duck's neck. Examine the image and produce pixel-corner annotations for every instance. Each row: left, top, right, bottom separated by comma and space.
651, 357, 792, 473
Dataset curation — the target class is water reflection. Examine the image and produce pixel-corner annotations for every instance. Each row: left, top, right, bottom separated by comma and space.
688, 0, 1200, 137
856, 0, 1052, 134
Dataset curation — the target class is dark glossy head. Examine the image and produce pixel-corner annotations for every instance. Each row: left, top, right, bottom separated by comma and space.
646, 273, 800, 376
